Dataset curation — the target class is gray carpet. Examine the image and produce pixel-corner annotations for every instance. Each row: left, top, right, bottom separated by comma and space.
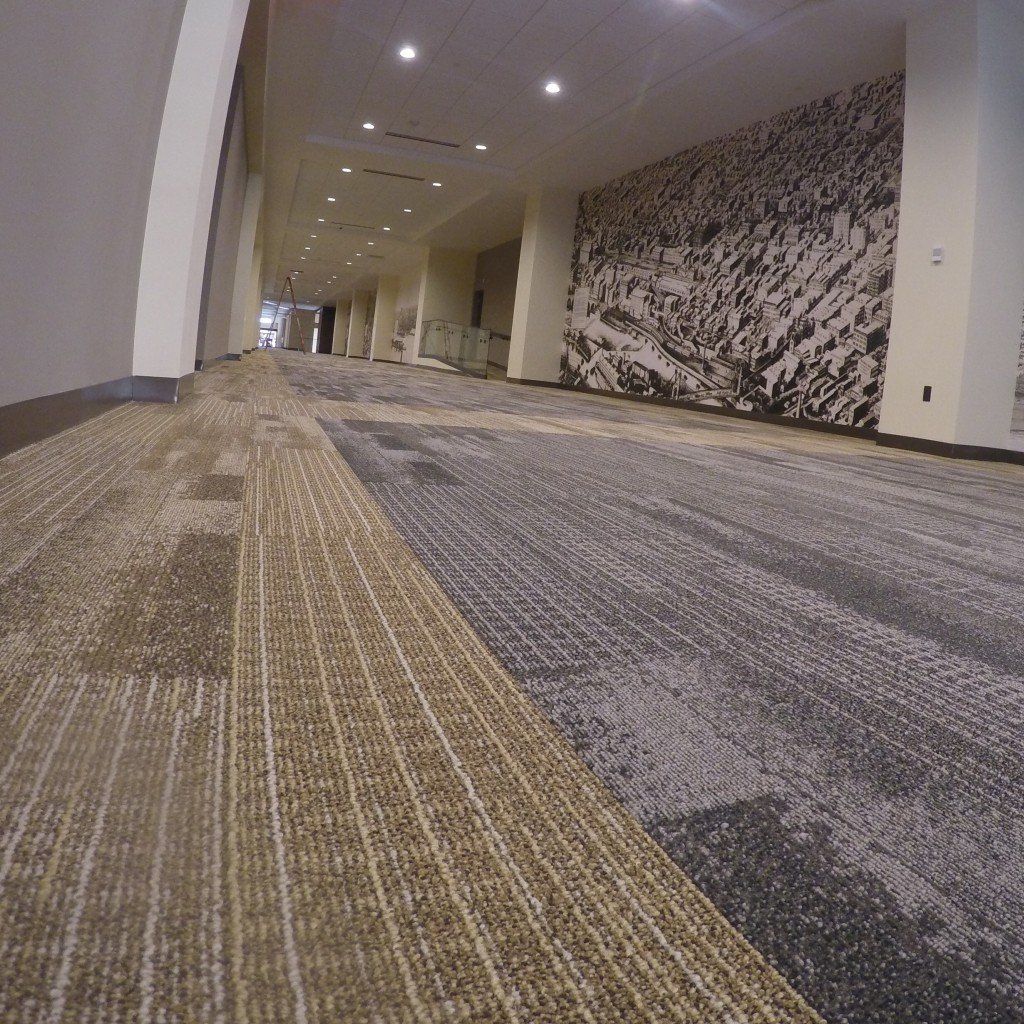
284, 354, 1024, 1024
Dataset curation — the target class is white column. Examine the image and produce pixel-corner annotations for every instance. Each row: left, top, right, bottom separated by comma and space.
243, 239, 263, 353
371, 276, 400, 361
131, 0, 250, 390
413, 248, 476, 362
228, 173, 262, 357
507, 189, 578, 384
332, 300, 351, 356
878, 0, 1024, 451
347, 291, 371, 357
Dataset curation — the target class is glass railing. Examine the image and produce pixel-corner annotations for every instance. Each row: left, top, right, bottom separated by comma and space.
419, 320, 492, 377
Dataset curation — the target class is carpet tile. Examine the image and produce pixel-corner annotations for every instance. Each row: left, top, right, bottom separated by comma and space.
279, 353, 1024, 1024
0, 354, 823, 1023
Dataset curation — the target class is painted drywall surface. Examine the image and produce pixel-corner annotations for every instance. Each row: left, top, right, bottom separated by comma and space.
332, 300, 351, 355
370, 276, 399, 361
475, 237, 521, 370
413, 249, 476, 362
391, 273, 420, 363
198, 92, 249, 364
562, 74, 905, 430
879, 1, 1024, 449
956, 0, 1024, 447
474, 238, 521, 337
0, 1, 186, 407
228, 175, 263, 356
132, 0, 250, 382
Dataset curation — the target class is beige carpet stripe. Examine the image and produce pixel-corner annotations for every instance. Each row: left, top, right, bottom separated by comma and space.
0, 353, 826, 1022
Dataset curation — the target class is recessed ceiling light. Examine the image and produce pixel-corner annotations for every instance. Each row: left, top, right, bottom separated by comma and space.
310, 234, 317, 238
304, 246, 311, 250
346, 261, 352, 265
431, 181, 442, 187
475, 143, 488, 151
403, 208, 412, 213
300, 256, 307, 260
318, 217, 325, 222
356, 252, 362, 256
362, 122, 375, 130
399, 45, 416, 60
544, 80, 561, 94
341, 167, 352, 173
368, 241, 375, 245
382, 226, 391, 231
327, 196, 336, 202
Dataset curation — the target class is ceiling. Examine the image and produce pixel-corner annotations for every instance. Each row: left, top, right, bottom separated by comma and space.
254, 0, 945, 308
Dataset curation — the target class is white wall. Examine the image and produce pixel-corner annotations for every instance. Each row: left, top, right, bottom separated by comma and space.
507, 190, 578, 383
879, 0, 1024, 449
132, 0, 251, 383
228, 176, 263, 357
370, 276, 399, 361
198, 86, 249, 365
0, 1, 187, 407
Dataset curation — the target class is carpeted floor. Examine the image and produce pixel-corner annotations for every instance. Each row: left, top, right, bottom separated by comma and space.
281, 353, 1024, 1024
1, 353, 821, 1023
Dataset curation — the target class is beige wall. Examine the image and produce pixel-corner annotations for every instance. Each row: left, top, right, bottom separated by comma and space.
414, 248, 476, 361
0, 1, 186, 407
474, 238, 521, 337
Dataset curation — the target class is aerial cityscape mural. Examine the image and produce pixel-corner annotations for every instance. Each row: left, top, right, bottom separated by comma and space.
562, 73, 905, 430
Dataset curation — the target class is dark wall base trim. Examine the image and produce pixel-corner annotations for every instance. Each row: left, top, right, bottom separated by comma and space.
509, 377, 877, 439
0, 377, 132, 458
506, 377, 564, 390
195, 358, 205, 372
877, 432, 1024, 466
225, 353, 242, 361
1, 371, 199, 458
132, 373, 194, 404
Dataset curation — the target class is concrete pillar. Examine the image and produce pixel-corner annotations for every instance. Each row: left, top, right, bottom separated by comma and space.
878, 0, 1024, 452
228, 173, 262, 358
413, 248, 476, 362
371, 276, 400, 361
131, 0, 250, 396
347, 290, 371, 357
506, 189, 578, 384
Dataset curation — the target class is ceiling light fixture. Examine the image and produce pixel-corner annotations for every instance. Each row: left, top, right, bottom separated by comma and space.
431, 181, 442, 187
327, 196, 336, 202
475, 143, 488, 151
403, 208, 412, 213
304, 246, 311, 250
300, 256, 307, 260
382, 226, 391, 231
310, 234, 317, 238
399, 45, 416, 60
346, 261, 352, 265
368, 241, 375, 245
544, 80, 561, 95
362, 122, 375, 130
318, 217, 325, 223
342, 167, 352, 173
356, 252, 362, 256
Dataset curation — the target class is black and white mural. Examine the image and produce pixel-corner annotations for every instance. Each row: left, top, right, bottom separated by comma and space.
393, 305, 418, 362
562, 73, 905, 430
1013, 313, 1024, 435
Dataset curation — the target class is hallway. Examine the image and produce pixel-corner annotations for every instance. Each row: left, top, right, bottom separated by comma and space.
1, 353, 1022, 1022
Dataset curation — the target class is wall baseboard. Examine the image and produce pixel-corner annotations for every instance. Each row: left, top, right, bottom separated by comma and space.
225, 353, 242, 361
0, 370, 190, 458
508, 377, 877, 440
877, 432, 1024, 466
0, 377, 132, 458
132, 373, 194, 404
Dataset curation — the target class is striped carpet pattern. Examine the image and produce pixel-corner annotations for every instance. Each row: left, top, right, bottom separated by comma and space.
0, 355, 822, 1023
280, 354, 1024, 1024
